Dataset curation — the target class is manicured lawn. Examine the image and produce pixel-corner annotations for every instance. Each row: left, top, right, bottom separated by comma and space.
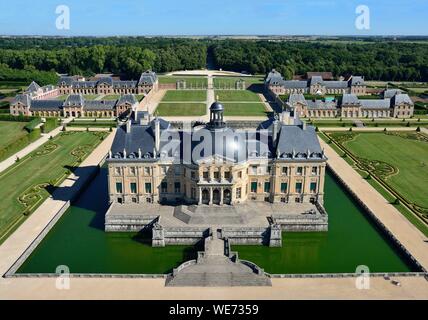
158, 76, 207, 87
102, 95, 120, 100
331, 131, 428, 209
162, 90, 206, 102
223, 103, 267, 116
0, 131, 108, 243
213, 76, 264, 88
155, 103, 206, 116
135, 94, 145, 101
0, 121, 28, 148
215, 90, 261, 102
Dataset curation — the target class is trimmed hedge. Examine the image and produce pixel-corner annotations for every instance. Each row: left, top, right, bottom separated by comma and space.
0, 128, 41, 162
24, 118, 43, 132
41, 117, 59, 133
67, 121, 116, 128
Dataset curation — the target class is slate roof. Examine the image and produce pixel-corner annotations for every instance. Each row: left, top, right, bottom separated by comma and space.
118, 94, 138, 105
383, 89, 403, 99
109, 112, 326, 164
282, 80, 307, 89
113, 80, 137, 88
276, 125, 324, 159
58, 76, 80, 86
12, 94, 31, 106
138, 71, 158, 85
288, 93, 307, 105
392, 94, 413, 106
350, 76, 365, 86
30, 100, 64, 110
306, 100, 338, 109
26, 81, 41, 93
342, 94, 360, 105
265, 70, 284, 85
309, 76, 324, 86
72, 81, 97, 88
58, 71, 156, 89
64, 94, 85, 106
84, 101, 116, 111
306, 72, 333, 80
359, 99, 391, 109
324, 81, 348, 89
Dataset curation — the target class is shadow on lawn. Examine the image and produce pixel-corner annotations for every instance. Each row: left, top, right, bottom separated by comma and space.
44, 165, 109, 231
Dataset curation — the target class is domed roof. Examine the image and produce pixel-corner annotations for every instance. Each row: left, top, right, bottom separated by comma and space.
210, 101, 224, 111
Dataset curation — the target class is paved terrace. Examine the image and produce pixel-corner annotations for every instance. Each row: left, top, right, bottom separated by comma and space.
107, 201, 323, 229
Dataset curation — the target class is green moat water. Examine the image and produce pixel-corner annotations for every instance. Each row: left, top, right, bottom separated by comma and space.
17, 169, 418, 274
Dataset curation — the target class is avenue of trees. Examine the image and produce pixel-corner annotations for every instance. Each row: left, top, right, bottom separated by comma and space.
0, 37, 427, 83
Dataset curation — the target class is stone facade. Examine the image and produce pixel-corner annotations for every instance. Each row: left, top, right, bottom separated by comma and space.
265, 69, 367, 96
10, 93, 139, 118
57, 70, 158, 95
286, 91, 414, 119
106, 103, 327, 209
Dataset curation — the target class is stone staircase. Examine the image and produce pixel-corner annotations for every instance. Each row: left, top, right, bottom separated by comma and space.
165, 232, 271, 287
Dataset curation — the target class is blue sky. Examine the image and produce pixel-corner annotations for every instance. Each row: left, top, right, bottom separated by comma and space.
0, 0, 427, 36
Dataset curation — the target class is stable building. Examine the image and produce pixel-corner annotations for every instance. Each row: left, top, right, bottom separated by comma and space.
57, 70, 158, 95
265, 69, 367, 96
10, 93, 139, 118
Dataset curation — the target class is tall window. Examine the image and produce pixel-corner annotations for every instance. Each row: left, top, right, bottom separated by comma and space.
251, 182, 257, 193
238, 171, 242, 179
161, 182, 167, 193
224, 171, 230, 180
251, 166, 257, 175
114, 167, 121, 175
264, 182, 271, 193
174, 167, 181, 175
214, 171, 220, 180
312, 167, 318, 175
310, 182, 317, 193
115, 182, 123, 194
144, 167, 150, 175
280, 182, 288, 193
203, 171, 209, 180
130, 182, 137, 194
296, 167, 303, 175
174, 182, 181, 193
191, 188, 196, 199
295, 182, 303, 194
282, 167, 288, 175
236, 187, 242, 199
145, 183, 151, 194
191, 171, 196, 180
129, 167, 136, 175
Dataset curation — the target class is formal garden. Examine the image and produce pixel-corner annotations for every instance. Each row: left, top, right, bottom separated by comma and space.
0, 131, 108, 244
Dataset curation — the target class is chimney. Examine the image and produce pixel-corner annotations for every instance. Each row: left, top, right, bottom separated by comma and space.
281, 111, 290, 125
272, 120, 279, 146
155, 118, 160, 152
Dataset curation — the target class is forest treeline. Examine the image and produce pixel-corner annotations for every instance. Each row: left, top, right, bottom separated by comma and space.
0, 37, 427, 85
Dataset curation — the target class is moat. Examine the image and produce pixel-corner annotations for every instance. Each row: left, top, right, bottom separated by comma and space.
17, 168, 419, 275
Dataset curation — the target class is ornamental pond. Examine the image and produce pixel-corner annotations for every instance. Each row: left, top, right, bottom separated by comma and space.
17, 168, 420, 275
